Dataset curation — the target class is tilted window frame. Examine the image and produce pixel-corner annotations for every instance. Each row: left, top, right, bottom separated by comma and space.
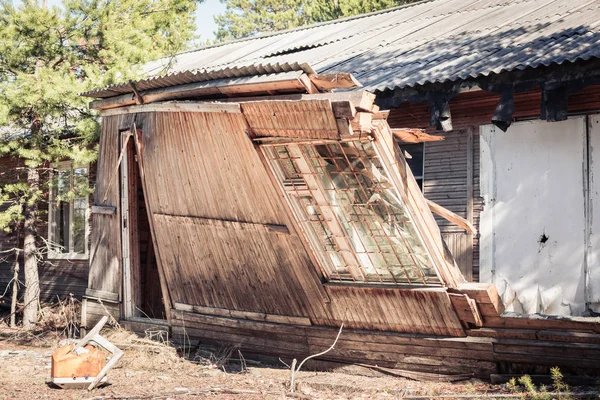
260, 138, 442, 287
47, 161, 90, 260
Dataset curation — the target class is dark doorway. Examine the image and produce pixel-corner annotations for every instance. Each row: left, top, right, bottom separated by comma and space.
124, 137, 166, 320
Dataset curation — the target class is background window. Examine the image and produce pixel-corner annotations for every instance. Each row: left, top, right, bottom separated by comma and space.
399, 143, 424, 190
48, 163, 89, 258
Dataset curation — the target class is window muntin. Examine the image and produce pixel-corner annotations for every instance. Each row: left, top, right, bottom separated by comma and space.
263, 140, 440, 286
48, 163, 89, 259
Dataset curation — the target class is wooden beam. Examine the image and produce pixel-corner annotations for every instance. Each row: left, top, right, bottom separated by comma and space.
308, 73, 362, 92
89, 71, 309, 110
450, 282, 504, 316
174, 303, 312, 326
84, 288, 119, 302
426, 198, 477, 234
392, 128, 445, 143
91, 205, 117, 216
224, 90, 376, 112
100, 101, 241, 116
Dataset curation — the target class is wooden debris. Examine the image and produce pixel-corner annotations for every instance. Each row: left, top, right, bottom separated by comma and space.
331, 101, 356, 119
299, 73, 319, 94
350, 112, 373, 132
308, 73, 362, 92
449, 293, 483, 327
373, 109, 390, 120
356, 364, 473, 382
451, 283, 504, 316
426, 199, 477, 234
392, 128, 445, 143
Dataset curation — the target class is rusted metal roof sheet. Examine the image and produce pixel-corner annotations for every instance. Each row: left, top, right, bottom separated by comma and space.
85, 0, 600, 98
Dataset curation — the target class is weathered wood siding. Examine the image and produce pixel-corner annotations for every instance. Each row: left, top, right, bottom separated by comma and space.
0, 156, 90, 303
85, 114, 136, 325
421, 131, 482, 281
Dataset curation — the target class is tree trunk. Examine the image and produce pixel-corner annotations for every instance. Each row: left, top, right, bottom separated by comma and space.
10, 249, 19, 328
22, 167, 40, 330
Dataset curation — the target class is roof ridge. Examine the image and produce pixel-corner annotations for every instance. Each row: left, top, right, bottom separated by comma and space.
175, 0, 436, 57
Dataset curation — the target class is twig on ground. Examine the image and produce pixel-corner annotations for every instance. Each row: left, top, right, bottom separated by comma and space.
289, 323, 343, 393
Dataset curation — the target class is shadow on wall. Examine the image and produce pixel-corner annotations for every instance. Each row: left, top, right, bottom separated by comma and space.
480, 118, 588, 316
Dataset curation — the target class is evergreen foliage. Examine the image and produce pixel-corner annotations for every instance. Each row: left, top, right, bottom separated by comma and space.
0, 0, 200, 328
214, 0, 419, 41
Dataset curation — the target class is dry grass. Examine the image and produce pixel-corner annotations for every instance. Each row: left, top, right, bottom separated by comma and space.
105, 329, 178, 370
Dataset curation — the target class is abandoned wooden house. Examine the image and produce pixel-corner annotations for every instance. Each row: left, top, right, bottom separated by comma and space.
81, 0, 600, 378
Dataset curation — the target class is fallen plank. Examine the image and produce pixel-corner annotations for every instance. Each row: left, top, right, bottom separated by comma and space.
356, 363, 473, 382
427, 199, 477, 234
393, 128, 445, 143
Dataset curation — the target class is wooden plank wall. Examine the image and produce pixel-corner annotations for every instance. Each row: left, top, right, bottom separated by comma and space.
170, 310, 600, 378
133, 110, 465, 336
418, 131, 483, 281
0, 156, 90, 303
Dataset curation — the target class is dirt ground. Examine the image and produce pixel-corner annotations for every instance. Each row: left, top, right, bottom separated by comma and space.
1, 322, 597, 400
0, 324, 516, 400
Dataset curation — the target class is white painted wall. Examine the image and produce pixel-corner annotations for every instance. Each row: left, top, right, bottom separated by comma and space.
589, 114, 600, 313
480, 118, 587, 316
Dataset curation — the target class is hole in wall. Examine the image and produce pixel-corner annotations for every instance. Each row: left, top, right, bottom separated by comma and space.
539, 233, 549, 244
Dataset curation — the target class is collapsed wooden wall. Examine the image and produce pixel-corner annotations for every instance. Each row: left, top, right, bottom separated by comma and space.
136, 109, 465, 336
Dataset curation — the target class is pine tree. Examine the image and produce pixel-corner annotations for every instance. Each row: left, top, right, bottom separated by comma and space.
214, 0, 417, 41
0, 0, 200, 329
214, 0, 311, 41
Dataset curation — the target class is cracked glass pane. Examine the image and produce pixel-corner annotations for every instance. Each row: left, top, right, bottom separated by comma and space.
264, 141, 440, 286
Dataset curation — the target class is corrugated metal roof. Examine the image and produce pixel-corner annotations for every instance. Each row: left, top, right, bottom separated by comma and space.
85, 0, 600, 98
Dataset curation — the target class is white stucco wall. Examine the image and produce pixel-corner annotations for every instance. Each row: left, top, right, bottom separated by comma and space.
480, 118, 588, 316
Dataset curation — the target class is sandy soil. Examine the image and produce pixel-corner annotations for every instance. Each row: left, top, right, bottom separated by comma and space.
0, 326, 511, 400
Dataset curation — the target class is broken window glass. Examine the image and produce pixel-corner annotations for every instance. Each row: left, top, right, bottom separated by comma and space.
263, 140, 440, 286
